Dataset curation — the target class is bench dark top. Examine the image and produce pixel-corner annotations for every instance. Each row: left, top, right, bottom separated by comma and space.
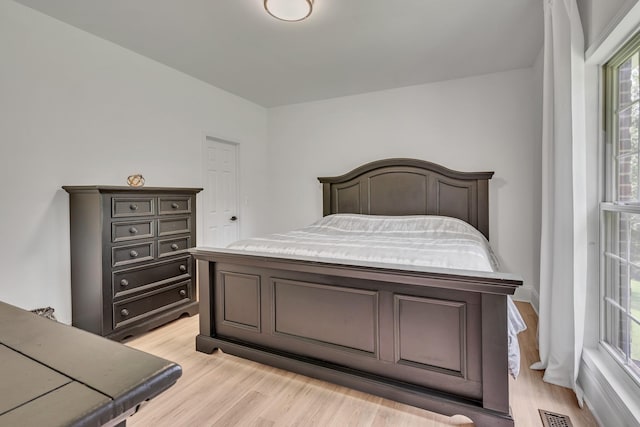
0, 301, 181, 426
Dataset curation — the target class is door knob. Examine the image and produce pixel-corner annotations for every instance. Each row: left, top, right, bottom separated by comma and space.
230, 216, 238, 221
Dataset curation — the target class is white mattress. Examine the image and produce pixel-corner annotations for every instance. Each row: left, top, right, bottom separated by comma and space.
228, 214, 526, 377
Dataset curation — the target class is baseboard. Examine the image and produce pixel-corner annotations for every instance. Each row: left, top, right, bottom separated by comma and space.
579, 348, 640, 427
529, 288, 539, 315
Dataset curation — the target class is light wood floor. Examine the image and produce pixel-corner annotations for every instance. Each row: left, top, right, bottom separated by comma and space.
126, 302, 598, 426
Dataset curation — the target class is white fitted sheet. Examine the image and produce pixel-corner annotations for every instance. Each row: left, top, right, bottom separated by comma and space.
228, 214, 526, 377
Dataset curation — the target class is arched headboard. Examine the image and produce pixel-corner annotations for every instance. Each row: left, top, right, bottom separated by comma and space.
318, 158, 494, 239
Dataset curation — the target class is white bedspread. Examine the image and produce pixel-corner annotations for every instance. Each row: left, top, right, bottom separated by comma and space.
228, 214, 526, 377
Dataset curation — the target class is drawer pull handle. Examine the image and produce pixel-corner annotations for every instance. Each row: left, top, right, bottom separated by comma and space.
171, 203, 179, 209
120, 279, 129, 287
171, 243, 179, 250
129, 250, 139, 258
130, 204, 138, 211
129, 227, 138, 234
120, 308, 129, 317
179, 290, 187, 297
179, 265, 187, 273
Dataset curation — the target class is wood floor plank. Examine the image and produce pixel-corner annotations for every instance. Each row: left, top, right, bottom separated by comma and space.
126, 302, 598, 426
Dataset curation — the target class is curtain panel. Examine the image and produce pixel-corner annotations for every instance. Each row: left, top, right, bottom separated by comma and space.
532, 0, 588, 403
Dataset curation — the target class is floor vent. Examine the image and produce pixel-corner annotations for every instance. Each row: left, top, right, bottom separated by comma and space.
539, 409, 573, 427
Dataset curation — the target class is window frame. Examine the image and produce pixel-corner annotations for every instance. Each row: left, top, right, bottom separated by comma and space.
601, 30, 640, 387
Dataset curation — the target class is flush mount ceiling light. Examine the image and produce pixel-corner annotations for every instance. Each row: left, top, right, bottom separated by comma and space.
264, 0, 314, 22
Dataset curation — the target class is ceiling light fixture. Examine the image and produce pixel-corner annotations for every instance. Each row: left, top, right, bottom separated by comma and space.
264, 0, 313, 22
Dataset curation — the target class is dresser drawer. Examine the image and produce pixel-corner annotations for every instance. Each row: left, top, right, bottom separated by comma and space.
112, 257, 191, 299
113, 281, 191, 329
158, 216, 190, 236
158, 236, 191, 258
159, 196, 191, 215
112, 220, 154, 243
112, 197, 154, 218
112, 242, 154, 267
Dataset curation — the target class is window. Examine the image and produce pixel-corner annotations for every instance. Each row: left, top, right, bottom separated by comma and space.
602, 32, 640, 384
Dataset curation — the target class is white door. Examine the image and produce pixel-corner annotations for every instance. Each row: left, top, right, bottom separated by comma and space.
202, 137, 239, 247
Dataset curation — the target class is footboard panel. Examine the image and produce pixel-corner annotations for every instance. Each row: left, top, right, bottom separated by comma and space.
272, 278, 379, 355
193, 249, 522, 427
216, 263, 482, 400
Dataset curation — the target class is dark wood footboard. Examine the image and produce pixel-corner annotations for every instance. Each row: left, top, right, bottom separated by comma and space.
193, 248, 522, 427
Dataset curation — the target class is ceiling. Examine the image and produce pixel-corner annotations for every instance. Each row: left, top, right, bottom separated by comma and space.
14, 0, 543, 107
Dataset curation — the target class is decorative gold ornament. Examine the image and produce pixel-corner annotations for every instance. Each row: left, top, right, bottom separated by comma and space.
127, 174, 145, 187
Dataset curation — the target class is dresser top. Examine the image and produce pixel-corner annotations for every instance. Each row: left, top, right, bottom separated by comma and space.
63, 185, 203, 194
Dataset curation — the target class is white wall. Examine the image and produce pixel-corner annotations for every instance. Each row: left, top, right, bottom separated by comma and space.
267, 69, 542, 300
0, 0, 269, 323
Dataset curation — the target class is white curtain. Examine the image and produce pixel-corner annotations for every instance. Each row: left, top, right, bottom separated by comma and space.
531, 0, 587, 403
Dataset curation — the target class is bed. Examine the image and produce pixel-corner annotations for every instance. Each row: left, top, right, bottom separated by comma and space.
192, 158, 523, 427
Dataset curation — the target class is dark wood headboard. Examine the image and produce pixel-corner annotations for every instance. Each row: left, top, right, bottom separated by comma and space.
318, 158, 494, 239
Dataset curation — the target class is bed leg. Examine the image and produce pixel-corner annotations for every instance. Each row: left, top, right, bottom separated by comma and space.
197, 259, 213, 336
195, 334, 218, 354
481, 293, 510, 415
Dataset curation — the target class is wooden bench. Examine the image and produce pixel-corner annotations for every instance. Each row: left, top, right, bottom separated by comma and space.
0, 301, 181, 426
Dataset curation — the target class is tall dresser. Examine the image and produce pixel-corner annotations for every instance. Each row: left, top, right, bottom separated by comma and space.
63, 186, 202, 341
